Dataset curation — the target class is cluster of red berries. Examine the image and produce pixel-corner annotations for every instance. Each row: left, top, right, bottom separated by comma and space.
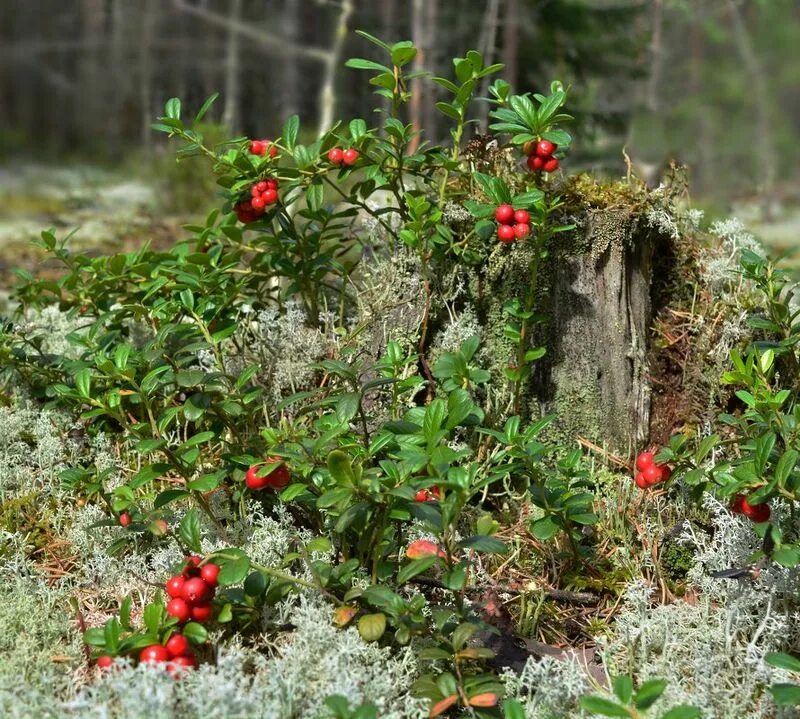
414, 485, 441, 502
165, 555, 219, 625
245, 456, 291, 491
524, 140, 559, 173
234, 178, 280, 224
731, 494, 771, 523
634, 450, 672, 489
494, 204, 531, 243
327, 147, 360, 166
249, 138, 278, 158
136, 633, 198, 677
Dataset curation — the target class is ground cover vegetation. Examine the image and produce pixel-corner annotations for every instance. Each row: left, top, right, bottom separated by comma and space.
2, 31, 800, 719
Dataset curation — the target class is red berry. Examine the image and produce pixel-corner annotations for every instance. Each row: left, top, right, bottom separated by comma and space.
522, 140, 537, 156
174, 653, 197, 668
140, 645, 170, 663
181, 577, 211, 604
513, 223, 531, 239
494, 204, 515, 224
659, 464, 672, 482
236, 206, 256, 224
96, 655, 114, 669
415, 489, 429, 502
256, 181, 268, 192
543, 157, 560, 173
526, 155, 544, 171
741, 499, 770, 523
263, 457, 290, 489
730, 494, 746, 514
249, 140, 266, 156
182, 555, 202, 577
200, 563, 220, 587
261, 188, 278, 205
165, 575, 186, 599
165, 633, 190, 659
251, 196, 265, 210
497, 224, 516, 243
342, 148, 360, 166
513, 209, 530, 225
262, 139, 278, 158
327, 148, 344, 165
118, 512, 132, 527
643, 465, 663, 487
266, 178, 279, 190
536, 140, 556, 157
190, 601, 214, 623
636, 451, 655, 471
245, 465, 268, 490
634, 473, 649, 489
167, 654, 197, 677
167, 598, 191, 624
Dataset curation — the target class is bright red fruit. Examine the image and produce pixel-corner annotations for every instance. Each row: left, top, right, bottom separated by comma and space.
327, 148, 344, 164
118, 512, 132, 527
263, 139, 279, 158
140, 645, 170, 663
96, 655, 114, 669
342, 148, 360, 166
634, 473, 649, 489
642, 465, 663, 486
730, 495, 746, 514
251, 196, 266, 210
513, 223, 531, 239
414, 486, 441, 502
406, 539, 445, 559
245, 465, 268, 490
660, 465, 672, 482
494, 204, 515, 224
256, 181, 268, 193
167, 654, 197, 676
249, 140, 266, 156
526, 155, 544, 171
262, 188, 278, 205
181, 577, 211, 604
266, 178, 279, 190
741, 499, 770, 523
636, 451, 655, 471
166, 575, 186, 599
167, 598, 191, 624
190, 601, 214, 623
497, 225, 516, 243
543, 157, 560, 173
513, 209, 530, 225
165, 633, 190, 659
200, 562, 220, 587
536, 140, 557, 157
174, 654, 197, 668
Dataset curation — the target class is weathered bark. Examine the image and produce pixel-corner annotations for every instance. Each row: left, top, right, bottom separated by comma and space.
439, 198, 669, 454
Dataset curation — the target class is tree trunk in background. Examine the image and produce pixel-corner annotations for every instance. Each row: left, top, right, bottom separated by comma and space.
139, 0, 156, 151
78, 0, 107, 145
409, 0, 437, 150
727, 0, 777, 220
645, 0, 663, 113
281, 0, 301, 119
316, 0, 353, 138
689, 13, 711, 195
475, 0, 500, 131
502, 0, 519, 89
222, 0, 243, 131
108, 0, 126, 154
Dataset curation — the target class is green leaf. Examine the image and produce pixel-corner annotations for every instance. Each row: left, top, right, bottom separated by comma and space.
243, 571, 267, 597
282, 114, 299, 150
346, 58, 392, 73
165, 97, 181, 120
176, 369, 205, 387
357, 613, 386, 642
530, 515, 559, 540
634, 679, 667, 710
612, 676, 633, 704
770, 683, 800, 705
328, 450, 358, 486
75, 368, 91, 398
660, 706, 702, 719
772, 545, 800, 567
179, 509, 203, 553
194, 93, 219, 124
397, 556, 437, 584
766, 652, 800, 673
458, 535, 507, 554
501, 699, 526, 719
578, 695, 630, 717
181, 622, 208, 644
217, 549, 250, 586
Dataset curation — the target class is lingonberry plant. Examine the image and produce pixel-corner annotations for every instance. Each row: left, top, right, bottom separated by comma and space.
0, 30, 590, 717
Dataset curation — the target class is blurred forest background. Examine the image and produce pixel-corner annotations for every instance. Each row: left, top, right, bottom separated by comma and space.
0, 0, 798, 272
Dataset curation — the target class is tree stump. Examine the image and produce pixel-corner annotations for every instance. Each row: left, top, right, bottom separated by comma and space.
445, 196, 673, 455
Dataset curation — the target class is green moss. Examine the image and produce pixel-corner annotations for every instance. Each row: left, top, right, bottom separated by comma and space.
0, 492, 57, 554
660, 539, 695, 582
